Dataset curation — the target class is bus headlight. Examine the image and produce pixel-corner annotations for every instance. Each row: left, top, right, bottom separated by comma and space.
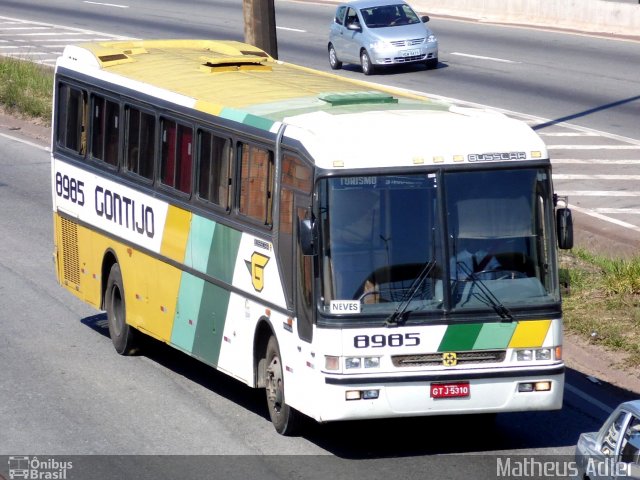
514, 348, 556, 361
345, 356, 381, 369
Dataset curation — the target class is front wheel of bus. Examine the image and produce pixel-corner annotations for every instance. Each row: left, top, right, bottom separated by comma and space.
105, 263, 139, 355
265, 336, 302, 435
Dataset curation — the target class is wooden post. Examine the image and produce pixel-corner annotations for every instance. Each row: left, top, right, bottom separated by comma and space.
243, 0, 278, 59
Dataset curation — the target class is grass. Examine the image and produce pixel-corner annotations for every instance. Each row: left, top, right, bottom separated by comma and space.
1, 53, 638, 368
0, 56, 53, 125
561, 249, 640, 368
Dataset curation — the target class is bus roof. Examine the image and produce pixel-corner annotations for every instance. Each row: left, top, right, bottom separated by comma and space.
56, 39, 548, 170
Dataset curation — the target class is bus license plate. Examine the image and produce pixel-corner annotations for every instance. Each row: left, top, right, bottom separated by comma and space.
430, 382, 470, 398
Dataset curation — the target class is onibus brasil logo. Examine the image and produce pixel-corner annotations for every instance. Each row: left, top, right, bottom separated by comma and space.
8, 456, 72, 479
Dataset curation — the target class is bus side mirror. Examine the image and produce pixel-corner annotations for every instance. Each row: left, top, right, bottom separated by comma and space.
556, 207, 574, 250
300, 219, 316, 256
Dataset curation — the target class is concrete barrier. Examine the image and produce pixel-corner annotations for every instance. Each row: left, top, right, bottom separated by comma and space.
316, 0, 640, 38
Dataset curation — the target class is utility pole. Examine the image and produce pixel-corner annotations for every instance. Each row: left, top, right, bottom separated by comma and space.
243, 0, 278, 59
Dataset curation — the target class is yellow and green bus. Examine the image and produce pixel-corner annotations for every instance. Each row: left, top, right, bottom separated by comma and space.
52, 39, 573, 435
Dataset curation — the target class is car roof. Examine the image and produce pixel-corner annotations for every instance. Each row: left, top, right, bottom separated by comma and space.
617, 399, 640, 416
341, 0, 410, 9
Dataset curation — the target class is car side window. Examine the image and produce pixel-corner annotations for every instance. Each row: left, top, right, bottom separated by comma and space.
602, 411, 628, 455
335, 6, 346, 25
621, 415, 640, 464
345, 7, 359, 27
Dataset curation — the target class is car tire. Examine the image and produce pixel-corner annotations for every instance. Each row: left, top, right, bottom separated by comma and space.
425, 57, 438, 70
328, 44, 342, 70
360, 50, 375, 75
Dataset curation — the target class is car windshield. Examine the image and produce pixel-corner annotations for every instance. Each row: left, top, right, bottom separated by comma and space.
360, 4, 421, 28
318, 169, 560, 318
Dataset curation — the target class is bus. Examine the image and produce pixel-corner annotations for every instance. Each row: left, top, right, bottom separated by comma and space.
51, 39, 573, 435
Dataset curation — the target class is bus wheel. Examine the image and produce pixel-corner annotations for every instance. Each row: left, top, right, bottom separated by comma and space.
105, 263, 139, 355
265, 336, 302, 435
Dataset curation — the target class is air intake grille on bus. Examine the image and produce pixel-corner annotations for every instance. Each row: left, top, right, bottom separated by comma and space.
392, 350, 506, 367
60, 217, 80, 287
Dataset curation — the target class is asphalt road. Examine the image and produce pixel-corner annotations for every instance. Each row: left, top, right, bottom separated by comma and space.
0, 0, 638, 247
0, 1, 639, 478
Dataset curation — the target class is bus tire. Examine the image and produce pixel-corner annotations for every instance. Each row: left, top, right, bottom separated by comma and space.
105, 263, 139, 355
265, 335, 302, 435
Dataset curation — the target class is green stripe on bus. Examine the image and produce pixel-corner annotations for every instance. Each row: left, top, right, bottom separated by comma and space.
472, 322, 517, 349
171, 273, 205, 352
191, 281, 231, 365
185, 215, 216, 272
438, 323, 484, 351
206, 223, 242, 284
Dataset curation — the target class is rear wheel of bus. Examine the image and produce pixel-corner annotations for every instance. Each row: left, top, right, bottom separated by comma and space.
265, 335, 302, 435
105, 263, 139, 355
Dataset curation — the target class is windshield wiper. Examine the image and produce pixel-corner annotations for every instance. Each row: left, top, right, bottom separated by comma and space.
456, 262, 514, 322
384, 261, 436, 327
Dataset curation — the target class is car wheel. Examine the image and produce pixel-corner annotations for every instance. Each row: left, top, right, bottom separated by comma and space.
328, 44, 342, 70
360, 50, 375, 75
425, 57, 438, 70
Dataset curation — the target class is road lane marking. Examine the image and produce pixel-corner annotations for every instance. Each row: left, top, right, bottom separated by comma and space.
83, 1, 129, 8
568, 204, 640, 233
595, 208, 640, 214
559, 191, 640, 196
276, 26, 307, 33
539, 132, 599, 137
565, 384, 613, 416
554, 174, 640, 180
450, 52, 519, 63
0, 132, 50, 152
548, 145, 640, 150
553, 159, 640, 164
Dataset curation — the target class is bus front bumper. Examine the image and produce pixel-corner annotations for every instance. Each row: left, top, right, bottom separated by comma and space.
316, 364, 564, 423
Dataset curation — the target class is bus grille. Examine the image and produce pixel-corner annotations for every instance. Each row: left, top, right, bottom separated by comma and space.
392, 350, 506, 367
60, 217, 80, 286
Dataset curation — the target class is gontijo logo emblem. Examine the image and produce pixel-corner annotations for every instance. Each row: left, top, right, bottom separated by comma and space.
245, 252, 270, 292
442, 352, 457, 366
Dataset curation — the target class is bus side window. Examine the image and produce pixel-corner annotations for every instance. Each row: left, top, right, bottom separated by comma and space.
56, 83, 87, 155
161, 118, 193, 195
197, 129, 231, 210
238, 143, 274, 226
90, 95, 119, 167
124, 106, 155, 181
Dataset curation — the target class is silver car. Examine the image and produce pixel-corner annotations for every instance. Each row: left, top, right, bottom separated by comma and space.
328, 0, 438, 75
575, 399, 640, 479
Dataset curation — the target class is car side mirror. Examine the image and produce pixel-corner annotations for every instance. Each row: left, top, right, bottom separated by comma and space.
556, 207, 574, 250
299, 219, 316, 256
346, 21, 361, 31
421, 15, 430, 23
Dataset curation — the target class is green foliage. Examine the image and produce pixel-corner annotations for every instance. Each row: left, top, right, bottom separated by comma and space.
562, 249, 640, 368
0, 56, 53, 124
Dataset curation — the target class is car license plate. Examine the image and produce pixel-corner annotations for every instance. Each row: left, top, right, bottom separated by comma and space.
401, 49, 420, 57
430, 382, 470, 398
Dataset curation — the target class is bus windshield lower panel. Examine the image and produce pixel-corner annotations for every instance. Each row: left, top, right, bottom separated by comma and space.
318, 168, 560, 318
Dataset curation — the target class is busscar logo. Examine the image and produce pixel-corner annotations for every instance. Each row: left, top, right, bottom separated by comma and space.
245, 252, 270, 292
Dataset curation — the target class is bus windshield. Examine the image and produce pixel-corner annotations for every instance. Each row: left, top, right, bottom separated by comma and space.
318, 168, 560, 317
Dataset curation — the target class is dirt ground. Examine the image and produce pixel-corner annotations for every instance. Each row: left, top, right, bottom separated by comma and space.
2, 109, 639, 396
